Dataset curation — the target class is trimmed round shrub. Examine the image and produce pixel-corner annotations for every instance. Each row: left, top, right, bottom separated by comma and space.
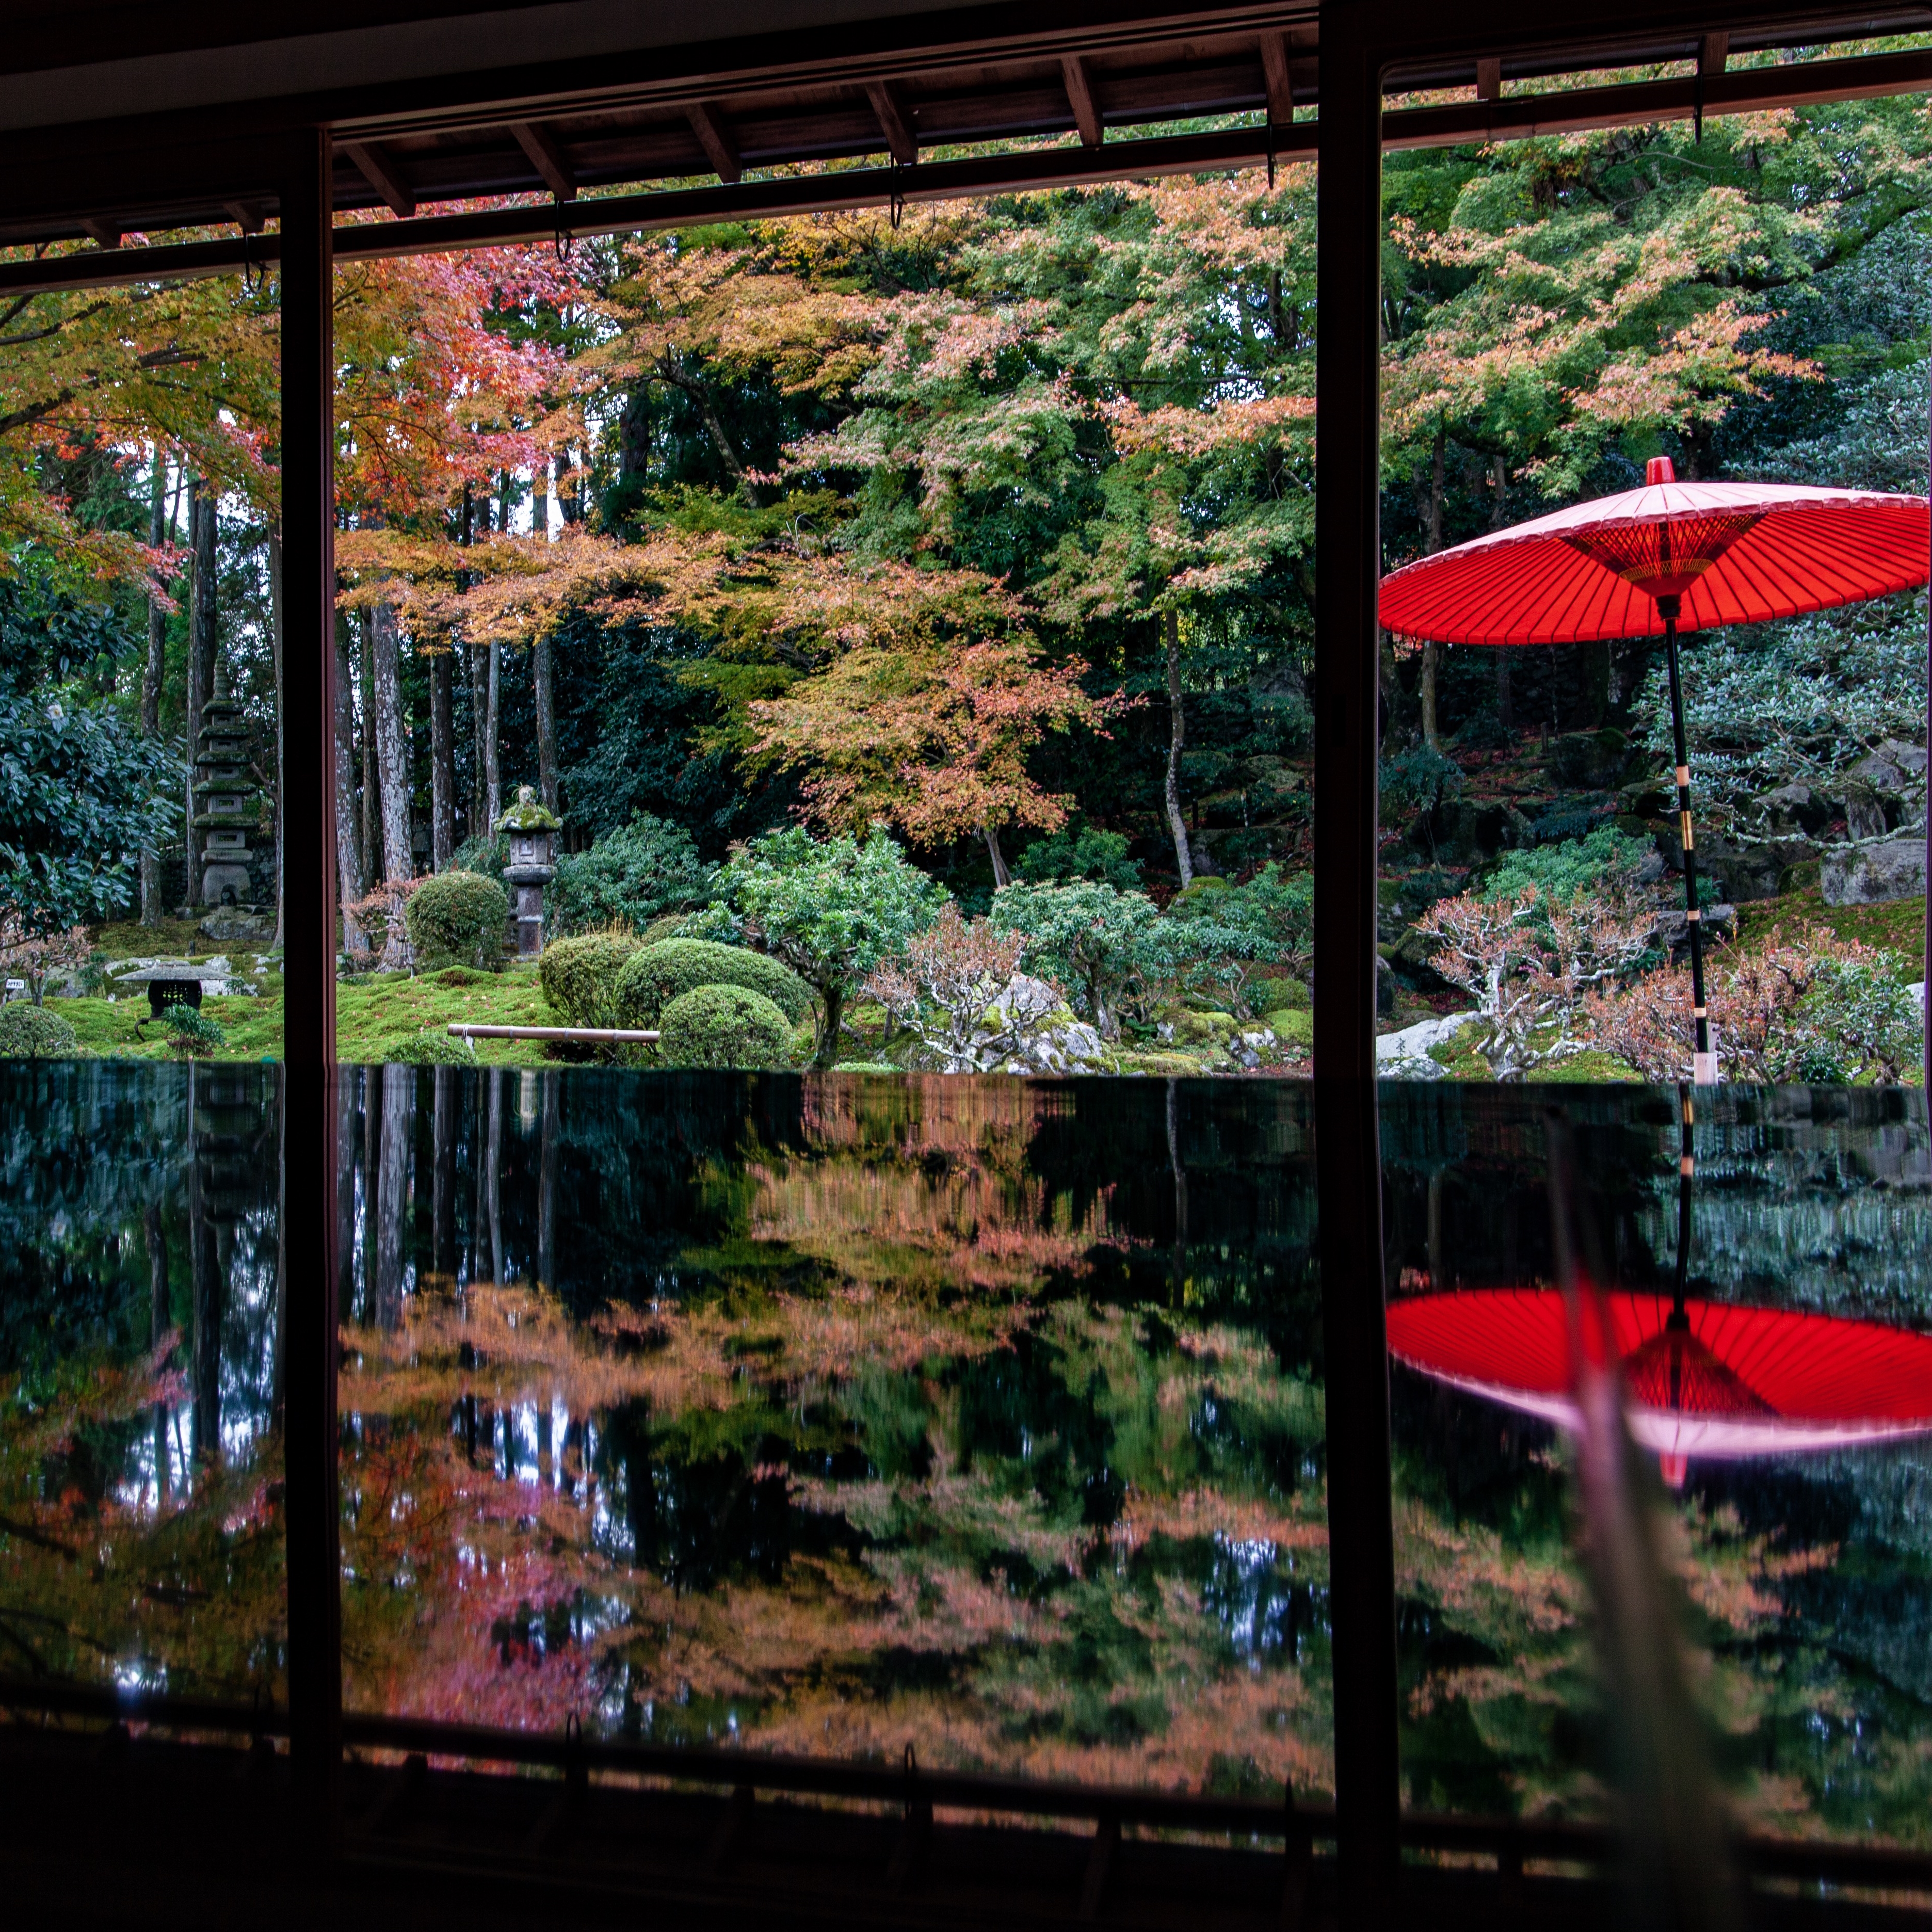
390, 1029, 477, 1066
406, 869, 510, 970
0, 1002, 80, 1058
539, 931, 644, 1028
614, 938, 813, 1031
1248, 975, 1309, 1013
658, 984, 794, 1069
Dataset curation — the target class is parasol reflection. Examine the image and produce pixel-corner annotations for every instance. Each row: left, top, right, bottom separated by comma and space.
1389, 1286, 1932, 1488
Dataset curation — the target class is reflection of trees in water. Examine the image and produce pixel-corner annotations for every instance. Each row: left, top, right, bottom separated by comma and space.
0, 1064, 283, 1699
332, 1070, 1333, 1795
1381, 1085, 1932, 1842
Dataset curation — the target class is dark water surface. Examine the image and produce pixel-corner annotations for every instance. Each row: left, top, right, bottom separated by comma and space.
4, 1065, 1929, 1844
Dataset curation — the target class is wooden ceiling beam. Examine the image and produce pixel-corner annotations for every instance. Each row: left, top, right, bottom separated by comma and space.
510, 120, 577, 200
1060, 54, 1102, 147
81, 217, 121, 248
1258, 33, 1294, 124
222, 198, 266, 233
341, 139, 415, 217
684, 101, 743, 183
864, 79, 917, 165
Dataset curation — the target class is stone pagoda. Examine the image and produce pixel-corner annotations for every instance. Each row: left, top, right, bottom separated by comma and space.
192, 659, 263, 909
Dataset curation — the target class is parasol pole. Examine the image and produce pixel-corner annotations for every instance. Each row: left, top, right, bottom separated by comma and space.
1657, 593, 1717, 1082
1924, 327, 1930, 1095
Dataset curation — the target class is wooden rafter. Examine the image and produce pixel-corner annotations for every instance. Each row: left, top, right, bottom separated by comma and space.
1258, 33, 1294, 125
684, 101, 743, 184
864, 79, 917, 166
341, 140, 415, 218
1061, 55, 1103, 148
510, 122, 577, 201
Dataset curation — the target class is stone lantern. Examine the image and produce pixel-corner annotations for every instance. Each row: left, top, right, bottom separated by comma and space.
497, 785, 561, 958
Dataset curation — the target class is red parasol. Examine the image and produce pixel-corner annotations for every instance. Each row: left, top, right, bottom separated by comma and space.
1388, 1286, 1932, 1486
1378, 457, 1931, 1081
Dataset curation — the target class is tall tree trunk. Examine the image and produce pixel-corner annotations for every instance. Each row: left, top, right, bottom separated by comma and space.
371, 601, 411, 884
530, 455, 559, 811
334, 614, 366, 953
982, 823, 1011, 889
142, 448, 167, 925
486, 640, 502, 830
429, 648, 455, 870
268, 523, 285, 951
1163, 608, 1194, 888
1491, 455, 1514, 732
185, 480, 218, 910
534, 634, 558, 814
469, 640, 488, 840
358, 611, 378, 892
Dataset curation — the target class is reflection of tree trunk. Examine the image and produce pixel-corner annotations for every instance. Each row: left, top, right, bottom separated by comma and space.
1426, 1169, 1443, 1292
1419, 428, 1445, 753
981, 824, 1011, 890
487, 1069, 505, 1288
432, 1066, 456, 1281
189, 1069, 222, 1470
537, 1075, 558, 1291
361, 1069, 379, 1323
269, 525, 286, 951
141, 449, 167, 927
375, 1064, 413, 1331
538, 1398, 553, 1491
147, 1203, 170, 1505
1490, 457, 1514, 732
334, 615, 366, 954
371, 601, 412, 885
1166, 1078, 1188, 1306
1163, 608, 1193, 888
337, 1069, 360, 1322
429, 649, 455, 871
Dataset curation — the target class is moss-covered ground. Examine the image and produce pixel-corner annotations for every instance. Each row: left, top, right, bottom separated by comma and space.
50, 964, 561, 1067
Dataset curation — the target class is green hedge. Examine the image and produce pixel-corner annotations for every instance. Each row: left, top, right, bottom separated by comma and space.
390, 1029, 478, 1066
614, 938, 813, 1030
407, 869, 510, 969
0, 1003, 80, 1058
539, 932, 644, 1028
657, 984, 794, 1069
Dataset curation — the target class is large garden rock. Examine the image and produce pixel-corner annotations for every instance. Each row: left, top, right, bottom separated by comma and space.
1822, 838, 1927, 905
199, 906, 276, 945
976, 974, 1108, 1074
1847, 738, 1927, 798
1375, 1011, 1473, 1080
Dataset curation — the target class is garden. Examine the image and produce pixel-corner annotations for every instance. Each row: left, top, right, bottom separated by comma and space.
2, 86, 1929, 1082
